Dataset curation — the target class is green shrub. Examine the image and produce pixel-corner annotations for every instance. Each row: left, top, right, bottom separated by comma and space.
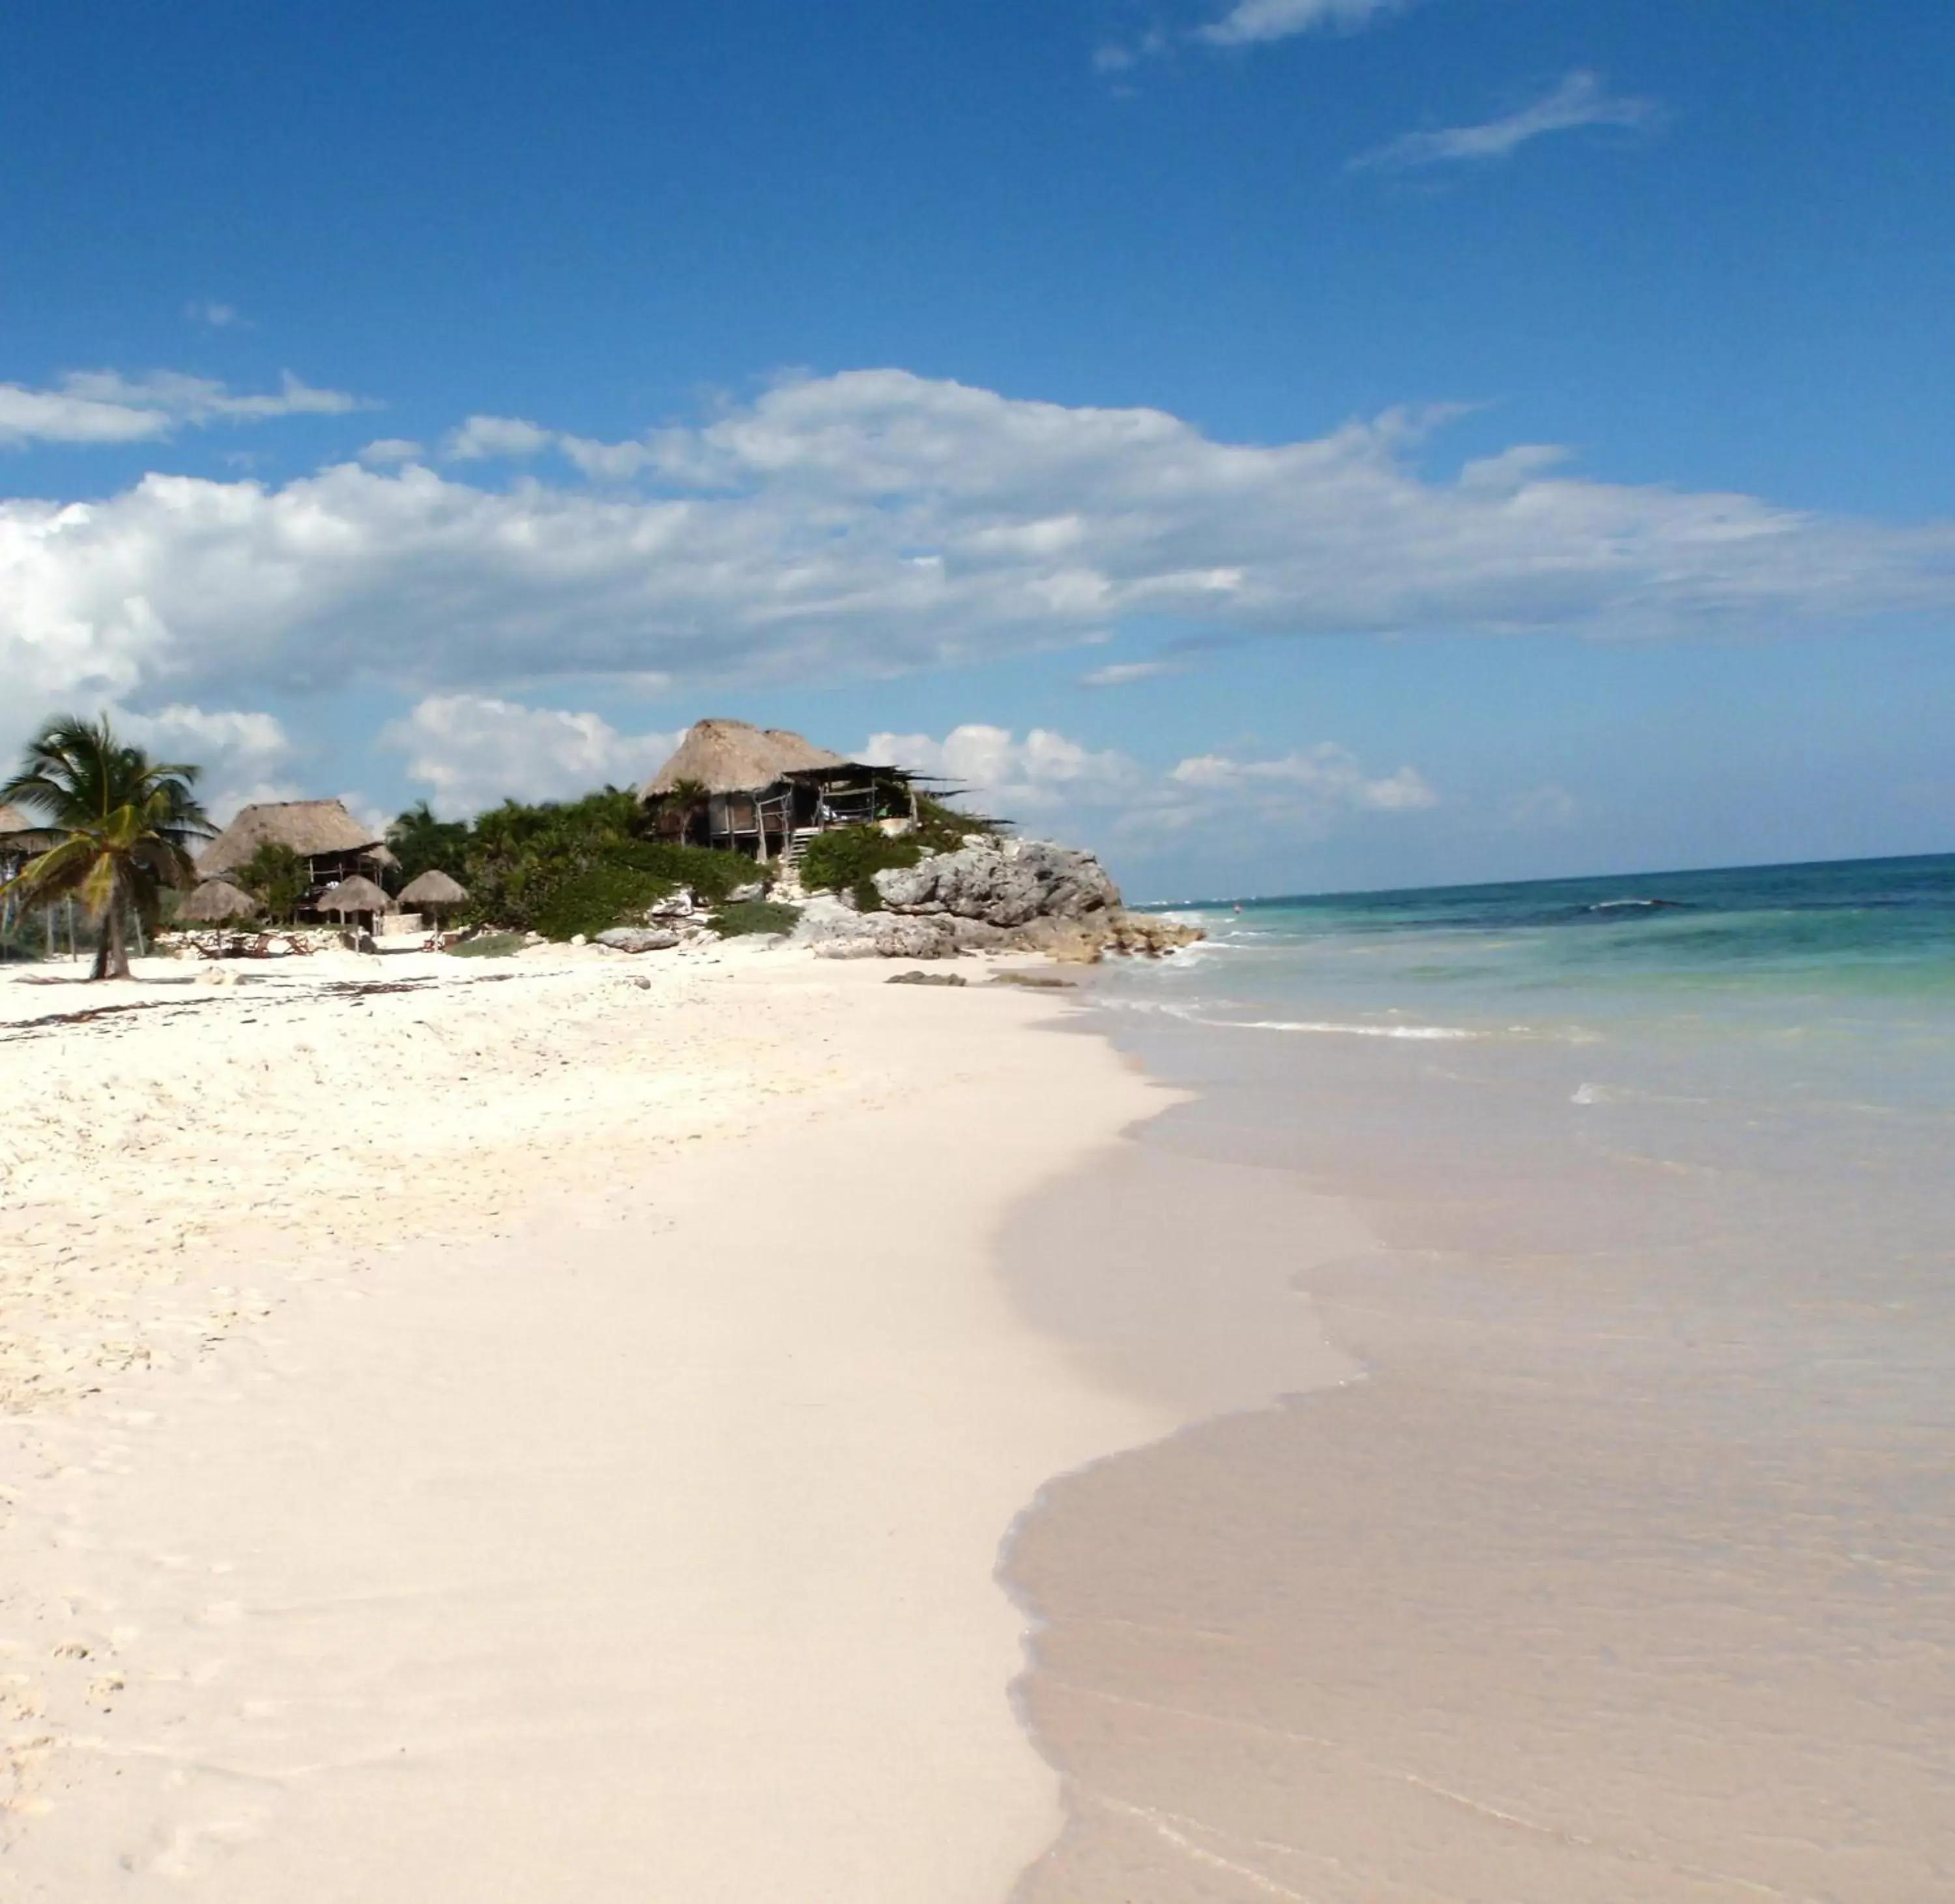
397, 783, 764, 938
912, 793, 1002, 852
446, 931, 525, 958
708, 899, 802, 938
796, 826, 923, 912
235, 841, 306, 923
598, 839, 761, 904
530, 862, 679, 942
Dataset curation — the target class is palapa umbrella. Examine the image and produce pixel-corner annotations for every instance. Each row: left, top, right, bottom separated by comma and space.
179, 878, 262, 925
397, 868, 469, 937
318, 873, 391, 936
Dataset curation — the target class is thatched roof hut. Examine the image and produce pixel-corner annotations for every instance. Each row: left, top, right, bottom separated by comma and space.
178, 878, 261, 924
398, 869, 469, 908
0, 801, 58, 852
639, 719, 918, 862
317, 874, 390, 918
643, 719, 847, 797
197, 799, 382, 881
319, 876, 391, 927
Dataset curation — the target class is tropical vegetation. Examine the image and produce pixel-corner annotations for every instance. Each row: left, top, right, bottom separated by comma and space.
388, 786, 761, 940
795, 795, 1000, 912
0, 714, 211, 979
236, 841, 308, 923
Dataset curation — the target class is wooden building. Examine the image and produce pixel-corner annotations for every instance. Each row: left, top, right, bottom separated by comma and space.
194, 799, 398, 919
640, 720, 920, 864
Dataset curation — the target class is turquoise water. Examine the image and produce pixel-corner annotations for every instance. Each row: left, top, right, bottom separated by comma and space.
1057, 852, 1955, 1894
1155, 850, 1955, 1018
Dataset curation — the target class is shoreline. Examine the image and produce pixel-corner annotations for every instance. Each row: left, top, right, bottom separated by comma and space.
1002, 980, 1955, 1901
0, 945, 1182, 1899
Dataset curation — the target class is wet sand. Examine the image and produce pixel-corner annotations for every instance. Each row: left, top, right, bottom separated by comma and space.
1001, 1011, 1955, 1901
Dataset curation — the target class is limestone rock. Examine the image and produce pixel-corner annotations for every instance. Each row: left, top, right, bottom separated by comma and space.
873, 836, 1121, 928
886, 970, 968, 987
1105, 913, 1206, 957
595, 925, 682, 953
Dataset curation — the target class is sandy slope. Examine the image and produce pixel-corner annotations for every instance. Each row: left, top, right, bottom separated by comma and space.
0, 944, 1174, 1898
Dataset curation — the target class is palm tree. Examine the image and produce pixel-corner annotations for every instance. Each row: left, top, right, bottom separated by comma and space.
656, 776, 712, 845
0, 714, 211, 980
386, 798, 470, 884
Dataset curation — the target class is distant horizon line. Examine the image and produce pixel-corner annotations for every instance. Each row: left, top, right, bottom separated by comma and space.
1134, 845, 1955, 912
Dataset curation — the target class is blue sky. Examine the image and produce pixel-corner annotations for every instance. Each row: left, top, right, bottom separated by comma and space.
3, 0, 1952, 897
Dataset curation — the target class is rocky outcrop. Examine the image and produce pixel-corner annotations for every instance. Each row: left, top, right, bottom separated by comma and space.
872, 836, 1120, 927
789, 837, 1203, 962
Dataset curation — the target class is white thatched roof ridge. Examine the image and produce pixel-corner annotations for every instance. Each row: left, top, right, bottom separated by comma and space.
642, 720, 848, 798
197, 800, 381, 879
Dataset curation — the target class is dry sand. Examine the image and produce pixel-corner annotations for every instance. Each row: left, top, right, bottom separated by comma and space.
0, 942, 1180, 1899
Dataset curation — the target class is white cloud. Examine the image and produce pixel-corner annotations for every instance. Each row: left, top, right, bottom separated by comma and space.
0, 369, 369, 448
183, 300, 246, 329
1354, 71, 1658, 171
439, 414, 655, 480
865, 723, 1435, 848
1079, 658, 1186, 688
358, 437, 425, 467
381, 693, 682, 815
108, 702, 300, 823
441, 414, 557, 462
3, 368, 1953, 718
1199, 0, 1404, 47
1170, 745, 1438, 811
866, 725, 1144, 816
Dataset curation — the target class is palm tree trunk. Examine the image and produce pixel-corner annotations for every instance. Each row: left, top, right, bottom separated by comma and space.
94, 874, 132, 981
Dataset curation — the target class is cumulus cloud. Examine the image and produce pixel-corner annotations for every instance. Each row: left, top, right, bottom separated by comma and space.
382, 693, 682, 815
0, 369, 369, 448
441, 414, 557, 462
3, 368, 1954, 717
865, 723, 1436, 846
865, 725, 1144, 816
1170, 744, 1438, 810
1200, 0, 1405, 46
108, 702, 302, 822
358, 437, 425, 467
1354, 71, 1658, 171
439, 412, 655, 480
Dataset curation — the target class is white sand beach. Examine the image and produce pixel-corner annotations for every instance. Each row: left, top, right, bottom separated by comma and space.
0, 943, 1179, 1899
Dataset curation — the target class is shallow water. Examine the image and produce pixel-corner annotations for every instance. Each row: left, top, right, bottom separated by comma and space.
1006, 854, 1955, 1901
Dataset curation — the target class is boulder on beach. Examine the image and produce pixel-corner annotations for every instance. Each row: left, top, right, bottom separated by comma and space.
873, 836, 1120, 927
596, 925, 682, 954
789, 836, 1202, 962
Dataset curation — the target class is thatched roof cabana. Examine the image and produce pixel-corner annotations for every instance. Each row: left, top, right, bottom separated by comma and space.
0, 801, 59, 854
398, 869, 469, 908
197, 799, 383, 881
317, 874, 390, 917
643, 719, 848, 797
178, 878, 261, 924
640, 720, 919, 863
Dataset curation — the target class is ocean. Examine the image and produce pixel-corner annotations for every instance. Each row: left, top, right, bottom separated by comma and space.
1005, 854, 1955, 1901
